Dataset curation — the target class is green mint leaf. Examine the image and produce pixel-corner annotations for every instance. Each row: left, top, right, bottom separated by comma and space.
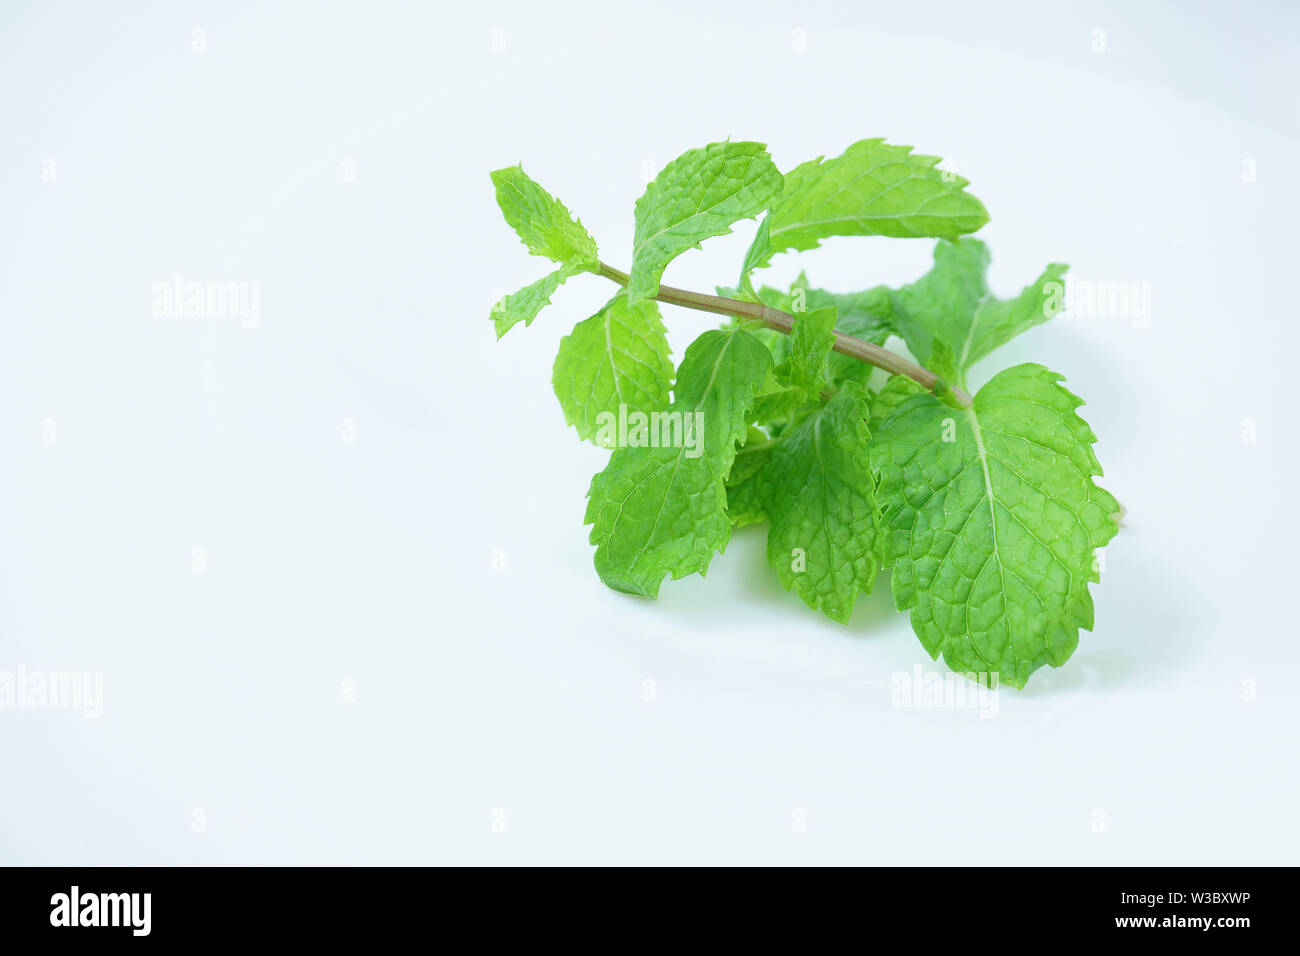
761, 388, 883, 623
790, 274, 896, 346
737, 215, 772, 294
552, 293, 673, 442
744, 138, 989, 271
491, 165, 599, 266
753, 275, 896, 347
892, 238, 1068, 378
627, 141, 782, 303
490, 259, 587, 338
869, 374, 925, 423
739, 304, 837, 425
746, 327, 791, 366
585, 327, 773, 596
870, 364, 1119, 688
752, 275, 896, 386
784, 305, 837, 393
713, 287, 791, 366
749, 365, 807, 425
725, 427, 774, 528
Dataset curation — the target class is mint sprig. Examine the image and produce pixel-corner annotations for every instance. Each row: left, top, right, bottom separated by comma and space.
489, 138, 1118, 689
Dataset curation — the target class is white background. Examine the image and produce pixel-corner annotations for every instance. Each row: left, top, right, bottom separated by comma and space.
1, 1, 1296, 864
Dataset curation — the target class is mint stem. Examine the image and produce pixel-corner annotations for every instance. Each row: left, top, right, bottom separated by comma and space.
596, 262, 972, 407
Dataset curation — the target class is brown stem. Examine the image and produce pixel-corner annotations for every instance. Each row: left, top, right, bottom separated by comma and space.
596, 262, 971, 407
